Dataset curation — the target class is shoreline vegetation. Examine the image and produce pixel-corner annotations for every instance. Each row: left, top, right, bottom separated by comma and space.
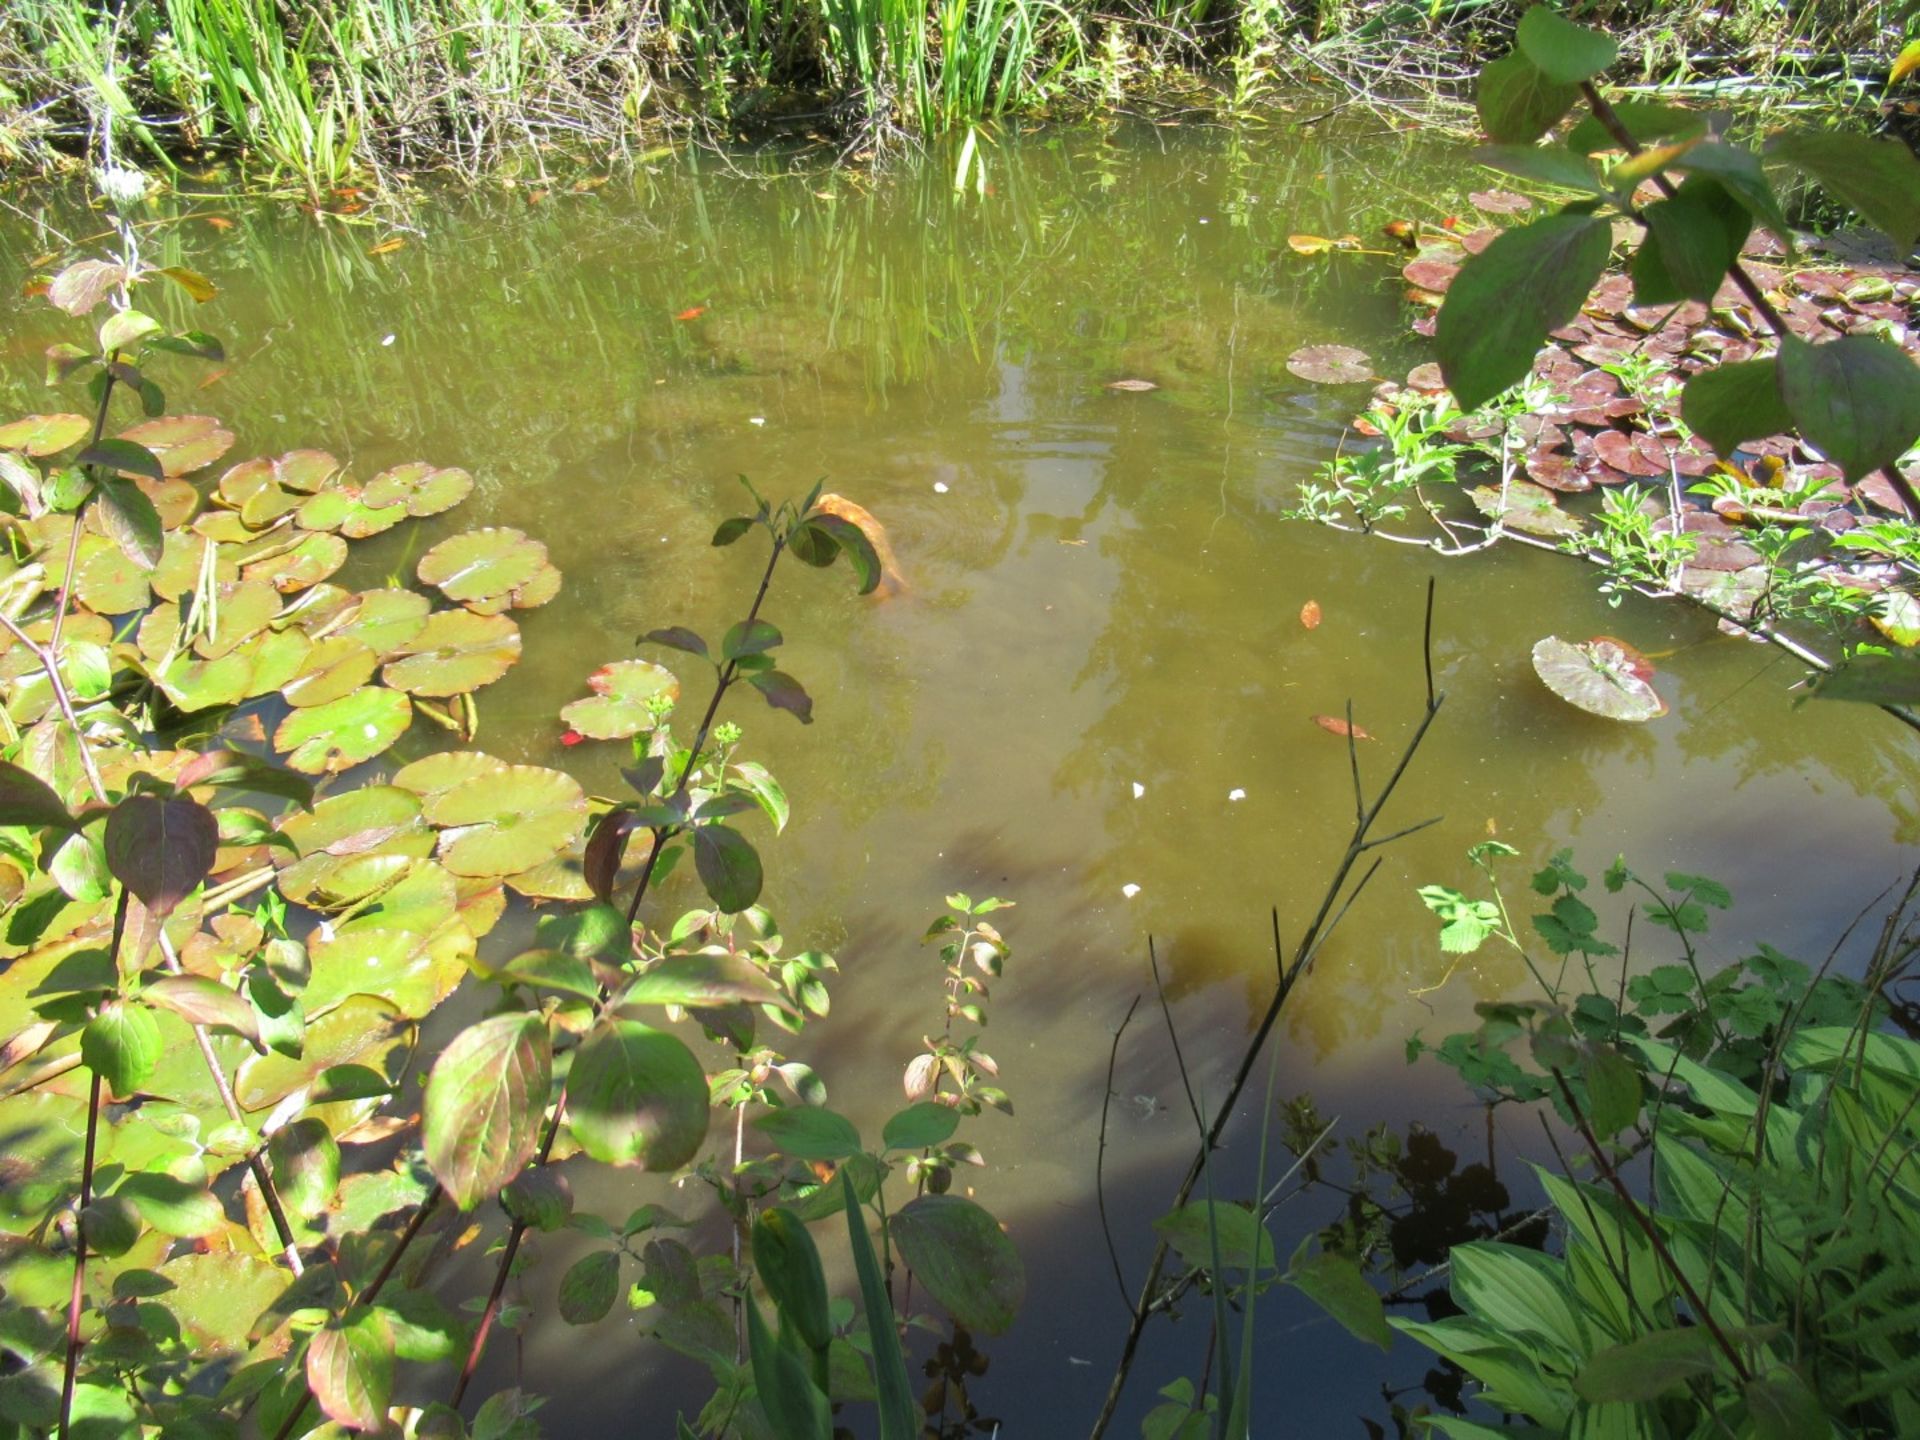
0, 0, 1911, 191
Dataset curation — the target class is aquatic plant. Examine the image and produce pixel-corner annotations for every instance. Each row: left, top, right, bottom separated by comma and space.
0, 196, 1030, 1437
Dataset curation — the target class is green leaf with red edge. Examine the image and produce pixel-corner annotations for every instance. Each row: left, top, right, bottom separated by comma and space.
306, 1309, 394, 1432
1475, 51, 1579, 145
96, 475, 164, 569
422, 1012, 551, 1210
566, 1017, 709, 1170
82, 999, 162, 1096
0, 759, 78, 831
144, 975, 261, 1047
1767, 129, 1920, 252
1632, 176, 1751, 305
77, 438, 163, 484
1777, 334, 1920, 482
749, 670, 813, 724
1516, 5, 1617, 82
1437, 211, 1613, 412
617, 953, 791, 1013
692, 823, 762, 912
104, 792, 220, 916
807, 513, 882, 595
47, 259, 126, 317
1681, 358, 1793, 456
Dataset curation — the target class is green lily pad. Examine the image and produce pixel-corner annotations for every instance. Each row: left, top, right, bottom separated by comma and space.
306, 918, 473, 1020
1531, 635, 1669, 722
193, 580, 282, 660
273, 686, 414, 773
296, 486, 408, 539
503, 849, 594, 901
239, 530, 349, 593
284, 637, 378, 708
217, 458, 301, 528
1470, 480, 1584, 538
234, 993, 411, 1108
159, 1252, 291, 1357
381, 610, 521, 696
417, 527, 547, 606
276, 786, 434, 905
559, 660, 679, 741
423, 764, 587, 877
275, 449, 344, 493
325, 588, 430, 655
468, 559, 563, 616
119, 415, 235, 478
392, 750, 508, 800
335, 857, 459, 931
192, 509, 258, 545
364, 462, 473, 517
76, 536, 151, 613
151, 649, 254, 712
124, 475, 200, 530
235, 626, 312, 700
1871, 590, 1920, 647
149, 532, 238, 602
0, 414, 89, 456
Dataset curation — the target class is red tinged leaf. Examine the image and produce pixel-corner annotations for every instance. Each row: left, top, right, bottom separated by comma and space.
1300, 600, 1323, 629
1441, 215, 1460, 230
105, 793, 220, 916
560, 728, 585, 747
1312, 714, 1375, 740
1589, 636, 1656, 685
674, 306, 707, 322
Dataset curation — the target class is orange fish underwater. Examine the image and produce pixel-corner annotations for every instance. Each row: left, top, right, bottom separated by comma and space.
815, 493, 906, 600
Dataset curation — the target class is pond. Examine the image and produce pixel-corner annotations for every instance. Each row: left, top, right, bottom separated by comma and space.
3, 120, 1917, 1434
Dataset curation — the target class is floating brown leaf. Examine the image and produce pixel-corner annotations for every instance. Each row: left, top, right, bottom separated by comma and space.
1312, 714, 1373, 740
1104, 378, 1159, 393
1300, 600, 1322, 629
1286, 345, 1372, 385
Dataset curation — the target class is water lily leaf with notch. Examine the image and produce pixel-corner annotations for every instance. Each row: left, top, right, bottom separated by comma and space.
275, 786, 433, 905
566, 1017, 709, 1170
1286, 345, 1372, 384
1470, 480, 1584, 537
0, 414, 90, 457
191, 579, 281, 659
560, 660, 679, 741
119, 415, 234, 478
1870, 591, 1920, 647
305, 920, 473, 1021
423, 765, 586, 878
325, 587, 429, 655
239, 529, 350, 593
284, 637, 378, 708
296, 485, 407, 540
77, 537, 152, 612
1531, 635, 1669, 722
382, 609, 521, 696
392, 750, 508, 800
362, 461, 473, 517
503, 851, 594, 901
892, 1194, 1026, 1335
417, 527, 547, 606
234, 993, 412, 1110
465, 559, 563, 616
215, 458, 303, 528
272, 686, 413, 774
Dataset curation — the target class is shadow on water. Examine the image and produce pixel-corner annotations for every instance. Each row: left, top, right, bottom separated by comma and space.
5, 118, 1919, 1434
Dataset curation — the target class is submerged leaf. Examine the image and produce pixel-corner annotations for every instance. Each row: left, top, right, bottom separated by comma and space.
1312, 713, 1374, 740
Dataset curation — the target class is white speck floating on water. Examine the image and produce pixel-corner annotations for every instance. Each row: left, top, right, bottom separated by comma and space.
1122, 883, 1140, 899
749, 416, 765, 426
933, 481, 949, 493
381, 334, 396, 347
1228, 788, 1246, 801
1131, 781, 1145, 799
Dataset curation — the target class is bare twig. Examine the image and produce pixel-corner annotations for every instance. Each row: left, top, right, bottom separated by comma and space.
1096, 994, 1143, 1313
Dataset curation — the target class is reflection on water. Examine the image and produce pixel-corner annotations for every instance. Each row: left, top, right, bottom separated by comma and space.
5, 121, 1917, 1433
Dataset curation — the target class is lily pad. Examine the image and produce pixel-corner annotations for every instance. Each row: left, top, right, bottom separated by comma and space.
467, 559, 563, 616
381, 610, 521, 696
1286, 345, 1373, 385
423, 765, 587, 878
295, 486, 407, 540
363, 462, 473, 517
1531, 635, 1669, 722
559, 660, 680, 741
284, 637, 379, 708
276, 786, 434, 904
1469, 480, 1584, 537
77, 537, 152, 614
417, 527, 547, 606
119, 415, 234, 478
392, 750, 508, 800
234, 993, 411, 1109
503, 850, 594, 902
239, 530, 349, 593
273, 686, 414, 773
0, 414, 89, 457
1871, 590, 1920, 647
217, 450, 343, 527
306, 918, 473, 1021
193, 580, 282, 659
325, 588, 430, 655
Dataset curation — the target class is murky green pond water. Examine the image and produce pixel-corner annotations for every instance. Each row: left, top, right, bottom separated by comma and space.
4, 121, 1917, 1432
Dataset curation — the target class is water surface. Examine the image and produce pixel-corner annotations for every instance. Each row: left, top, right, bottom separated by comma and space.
4, 121, 1916, 1434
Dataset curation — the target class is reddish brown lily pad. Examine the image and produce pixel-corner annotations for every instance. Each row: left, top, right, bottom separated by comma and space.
1286, 345, 1372, 385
